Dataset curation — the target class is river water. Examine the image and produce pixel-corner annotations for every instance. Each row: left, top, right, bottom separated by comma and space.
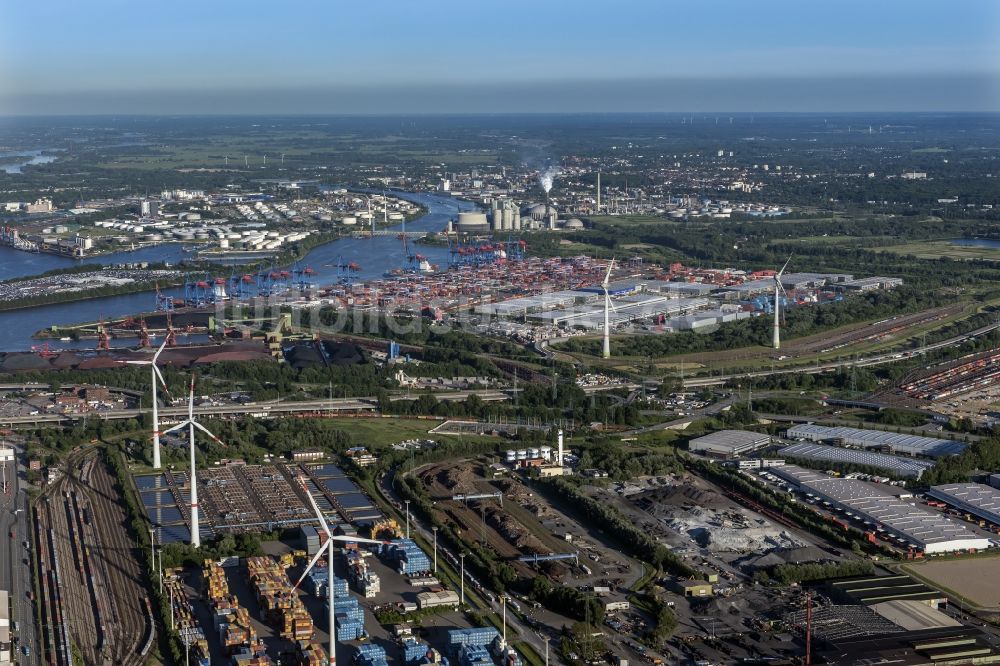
0, 191, 472, 351
0, 149, 59, 174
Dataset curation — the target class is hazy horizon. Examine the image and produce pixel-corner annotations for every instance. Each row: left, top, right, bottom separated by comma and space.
2, 0, 998, 115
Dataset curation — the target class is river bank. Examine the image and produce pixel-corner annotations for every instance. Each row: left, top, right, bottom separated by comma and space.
0, 190, 471, 350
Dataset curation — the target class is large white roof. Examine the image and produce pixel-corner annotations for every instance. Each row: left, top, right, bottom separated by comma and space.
787, 424, 965, 458
772, 465, 990, 553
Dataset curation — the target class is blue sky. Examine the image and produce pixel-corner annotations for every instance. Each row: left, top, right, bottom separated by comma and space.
1, 0, 997, 113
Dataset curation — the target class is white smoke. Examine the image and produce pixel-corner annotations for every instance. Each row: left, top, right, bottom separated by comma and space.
538, 166, 559, 193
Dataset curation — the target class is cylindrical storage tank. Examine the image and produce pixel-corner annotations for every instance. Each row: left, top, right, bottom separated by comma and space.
513, 213, 521, 230
219, 239, 230, 249
502, 208, 513, 230
505, 450, 517, 463
341, 216, 357, 225
540, 446, 552, 461
516, 449, 528, 460
528, 447, 540, 460
456, 211, 489, 233
388, 213, 404, 221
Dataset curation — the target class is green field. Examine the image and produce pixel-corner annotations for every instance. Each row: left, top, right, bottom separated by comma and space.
880, 239, 1000, 261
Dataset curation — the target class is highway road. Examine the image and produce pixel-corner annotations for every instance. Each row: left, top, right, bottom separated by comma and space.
0, 443, 38, 665
681, 321, 1000, 388
0, 387, 535, 427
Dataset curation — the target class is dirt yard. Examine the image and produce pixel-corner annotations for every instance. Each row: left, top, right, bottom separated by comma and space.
905, 556, 1000, 609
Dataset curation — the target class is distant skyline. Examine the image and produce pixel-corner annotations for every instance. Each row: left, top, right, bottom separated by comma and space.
2, 0, 998, 115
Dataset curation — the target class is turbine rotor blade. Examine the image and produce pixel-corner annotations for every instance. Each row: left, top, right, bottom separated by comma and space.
152, 338, 168, 361
162, 420, 192, 434
328, 535, 393, 546
300, 477, 333, 537
192, 421, 227, 447
293, 545, 329, 591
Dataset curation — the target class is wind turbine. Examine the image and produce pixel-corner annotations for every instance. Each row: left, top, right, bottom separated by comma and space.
602, 257, 616, 359
294, 475, 392, 666
162, 377, 228, 548
122, 339, 171, 469
773, 256, 792, 350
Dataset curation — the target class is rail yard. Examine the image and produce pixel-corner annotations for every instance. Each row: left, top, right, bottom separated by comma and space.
32, 451, 152, 666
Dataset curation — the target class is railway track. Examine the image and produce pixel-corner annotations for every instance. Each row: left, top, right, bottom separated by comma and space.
35, 451, 151, 666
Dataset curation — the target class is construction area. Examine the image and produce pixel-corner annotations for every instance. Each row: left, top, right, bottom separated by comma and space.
600, 471, 842, 581
137, 462, 386, 545
414, 460, 644, 588
33, 452, 153, 666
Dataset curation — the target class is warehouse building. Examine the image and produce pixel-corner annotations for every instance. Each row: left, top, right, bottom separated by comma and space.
840, 276, 905, 292
785, 424, 965, 459
777, 443, 935, 480
772, 465, 991, 554
476, 290, 595, 317
828, 574, 947, 607
416, 589, 460, 610
689, 430, 771, 458
642, 280, 717, 297
666, 308, 753, 331
927, 483, 1000, 527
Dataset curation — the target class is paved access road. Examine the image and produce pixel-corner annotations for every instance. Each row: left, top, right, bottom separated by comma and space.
0, 443, 38, 665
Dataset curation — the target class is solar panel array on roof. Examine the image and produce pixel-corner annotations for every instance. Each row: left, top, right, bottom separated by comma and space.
135, 474, 170, 490
336, 493, 375, 510
141, 489, 175, 507
786, 424, 965, 458
147, 506, 184, 524
778, 443, 935, 479
928, 483, 1000, 527
309, 463, 347, 478
322, 476, 360, 494
772, 465, 991, 554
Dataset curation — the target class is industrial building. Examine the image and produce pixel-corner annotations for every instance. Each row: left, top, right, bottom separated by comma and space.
688, 430, 771, 458
526, 296, 711, 330
785, 424, 966, 459
927, 483, 1000, 527
777, 443, 935, 479
840, 276, 905, 292
772, 466, 992, 554
476, 290, 595, 317
666, 307, 753, 331
416, 589, 460, 609
828, 574, 947, 607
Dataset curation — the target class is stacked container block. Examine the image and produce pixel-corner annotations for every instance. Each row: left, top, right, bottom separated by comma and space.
380, 538, 431, 575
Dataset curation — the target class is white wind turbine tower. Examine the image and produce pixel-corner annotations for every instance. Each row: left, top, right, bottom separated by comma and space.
163, 377, 228, 548
602, 257, 616, 359
125, 339, 170, 469
772, 256, 792, 350
294, 475, 392, 666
